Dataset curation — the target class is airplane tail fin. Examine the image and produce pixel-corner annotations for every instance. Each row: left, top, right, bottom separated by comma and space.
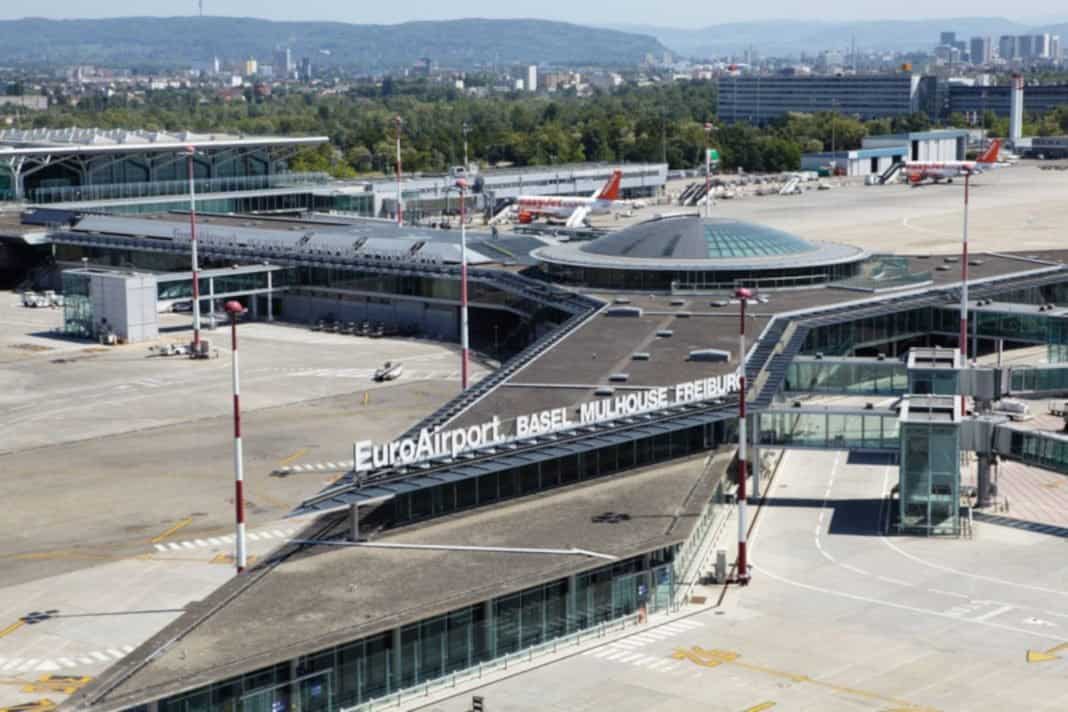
978, 139, 1001, 164
596, 170, 623, 200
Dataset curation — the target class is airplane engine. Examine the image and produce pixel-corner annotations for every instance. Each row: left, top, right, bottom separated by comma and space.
518, 210, 534, 224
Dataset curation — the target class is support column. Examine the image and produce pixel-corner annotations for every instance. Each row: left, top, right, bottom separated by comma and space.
390, 628, 401, 694
208, 277, 216, 330
482, 600, 495, 658
996, 338, 1003, 368
348, 502, 360, 542
977, 454, 992, 509
267, 271, 274, 321
564, 575, 577, 634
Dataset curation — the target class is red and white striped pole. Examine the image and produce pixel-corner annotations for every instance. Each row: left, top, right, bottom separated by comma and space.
185, 147, 201, 352
735, 286, 752, 585
960, 171, 970, 412
458, 178, 469, 390
225, 300, 248, 574
395, 116, 404, 226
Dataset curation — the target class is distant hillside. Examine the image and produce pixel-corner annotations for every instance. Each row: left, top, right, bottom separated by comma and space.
613, 17, 1045, 57
0, 17, 667, 71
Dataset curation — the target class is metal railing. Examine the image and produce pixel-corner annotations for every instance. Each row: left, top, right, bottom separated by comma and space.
343, 613, 667, 712
29, 171, 330, 204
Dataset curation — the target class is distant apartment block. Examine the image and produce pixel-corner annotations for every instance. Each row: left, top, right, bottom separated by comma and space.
716, 74, 933, 124
0, 95, 48, 111
970, 36, 993, 65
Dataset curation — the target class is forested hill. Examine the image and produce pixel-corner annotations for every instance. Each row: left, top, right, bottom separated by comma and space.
0, 17, 666, 71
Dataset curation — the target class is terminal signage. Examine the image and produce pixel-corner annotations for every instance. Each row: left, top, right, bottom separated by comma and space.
353, 373, 741, 473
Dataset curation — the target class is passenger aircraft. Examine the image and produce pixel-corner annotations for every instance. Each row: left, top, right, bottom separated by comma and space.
497, 170, 624, 227
905, 140, 1003, 186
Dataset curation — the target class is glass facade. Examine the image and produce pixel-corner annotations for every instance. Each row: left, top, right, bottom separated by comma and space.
784, 359, 907, 395
157, 271, 281, 302
1004, 430, 1068, 475
1010, 366, 1068, 393
540, 261, 860, 292
155, 553, 676, 712
61, 271, 94, 338
371, 419, 729, 529
908, 368, 959, 396
759, 410, 899, 451
898, 421, 960, 535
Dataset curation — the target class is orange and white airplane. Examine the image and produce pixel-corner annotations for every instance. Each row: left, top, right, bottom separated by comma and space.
499, 170, 624, 227
905, 139, 1004, 186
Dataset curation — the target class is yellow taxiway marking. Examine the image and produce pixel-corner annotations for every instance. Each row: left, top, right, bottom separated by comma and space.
211, 553, 258, 566
278, 448, 309, 466
1027, 641, 1068, 663
0, 620, 24, 639
672, 647, 932, 710
742, 703, 776, 712
21, 675, 92, 695
0, 699, 56, 712
150, 517, 193, 544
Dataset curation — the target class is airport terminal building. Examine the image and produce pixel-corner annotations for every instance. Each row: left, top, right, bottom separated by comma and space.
43, 190, 1068, 712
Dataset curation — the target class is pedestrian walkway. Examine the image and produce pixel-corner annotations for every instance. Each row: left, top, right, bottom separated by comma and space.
152, 526, 298, 553
0, 645, 134, 673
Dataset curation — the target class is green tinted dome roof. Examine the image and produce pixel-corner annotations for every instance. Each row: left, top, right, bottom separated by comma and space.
702, 220, 816, 258
581, 215, 817, 261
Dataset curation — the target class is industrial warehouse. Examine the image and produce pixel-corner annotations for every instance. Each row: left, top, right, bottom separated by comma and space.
1, 128, 1068, 712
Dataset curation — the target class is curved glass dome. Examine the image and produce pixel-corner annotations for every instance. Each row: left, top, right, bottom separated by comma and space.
702, 220, 816, 258
580, 215, 817, 261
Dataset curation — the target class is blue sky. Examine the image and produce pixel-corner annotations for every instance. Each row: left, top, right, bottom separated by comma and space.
1, 1, 1063, 26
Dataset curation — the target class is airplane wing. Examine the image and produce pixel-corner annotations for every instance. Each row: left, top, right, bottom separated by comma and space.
565, 206, 591, 228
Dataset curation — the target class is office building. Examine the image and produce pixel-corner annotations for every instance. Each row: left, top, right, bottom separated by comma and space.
970, 36, 992, 65
998, 35, 1017, 60
717, 74, 932, 124
527, 65, 538, 93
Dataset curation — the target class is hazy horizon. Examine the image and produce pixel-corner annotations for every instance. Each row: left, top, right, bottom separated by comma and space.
0, 4, 1065, 28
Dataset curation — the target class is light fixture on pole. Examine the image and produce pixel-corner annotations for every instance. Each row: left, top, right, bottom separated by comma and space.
457, 177, 470, 390
394, 116, 404, 226
225, 299, 249, 574
735, 286, 752, 586
960, 170, 971, 413
181, 145, 202, 354
703, 123, 714, 217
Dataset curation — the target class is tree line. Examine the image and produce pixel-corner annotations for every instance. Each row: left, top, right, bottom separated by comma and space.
16, 79, 1060, 177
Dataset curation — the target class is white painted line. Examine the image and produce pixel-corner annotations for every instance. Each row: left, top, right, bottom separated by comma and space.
106, 648, 124, 659
57, 657, 77, 668
181, 541, 196, 550
208, 538, 223, 546
315, 464, 327, 471
154, 544, 167, 552
635, 656, 660, 667
90, 651, 110, 662
36, 660, 60, 672
194, 539, 208, 547
617, 653, 643, 663
284, 528, 297, 535
975, 604, 1015, 622
630, 634, 658, 643
648, 660, 673, 671
17, 659, 39, 671
167, 542, 182, 551
77, 657, 94, 665
221, 535, 234, 543
581, 649, 599, 656
258, 531, 275, 539
602, 651, 629, 661
591, 649, 616, 659
122, 645, 134, 653
248, 533, 261, 541
272, 529, 286, 538
1, 659, 21, 670
326, 462, 338, 469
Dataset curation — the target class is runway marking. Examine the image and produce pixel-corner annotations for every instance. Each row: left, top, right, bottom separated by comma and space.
89, 652, 109, 662
975, 604, 1015, 622
150, 518, 193, 544
278, 448, 308, 466
742, 703, 776, 712
756, 563, 1063, 643
0, 660, 22, 671
0, 621, 24, 639
1026, 641, 1068, 663
673, 646, 927, 708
